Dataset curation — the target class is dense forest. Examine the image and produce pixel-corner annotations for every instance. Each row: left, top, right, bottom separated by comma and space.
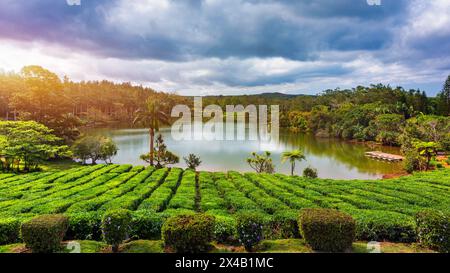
1, 66, 449, 166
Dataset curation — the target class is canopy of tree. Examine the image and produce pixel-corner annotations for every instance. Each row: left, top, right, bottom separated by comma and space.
0, 121, 70, 172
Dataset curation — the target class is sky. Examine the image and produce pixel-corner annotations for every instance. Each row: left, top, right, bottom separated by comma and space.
0, 0, 449, 96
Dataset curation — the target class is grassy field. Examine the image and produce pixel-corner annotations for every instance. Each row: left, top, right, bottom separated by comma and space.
0, 165, 449, 244
0, 239, 435, 253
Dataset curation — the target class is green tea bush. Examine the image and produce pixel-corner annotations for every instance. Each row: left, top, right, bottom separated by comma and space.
416, 210, 450, 253
268, 210, 300, 239
66, 212, 102, 241
130, 210, 164, 240
236, 211, 265, 251
101, 209, 132, 252
299, 208, 355, 252
162, 214, 215, 253
21, 214, 69, 253
213, 215, 237, 243
0, 218, 21, 245
352, 210, 416, 242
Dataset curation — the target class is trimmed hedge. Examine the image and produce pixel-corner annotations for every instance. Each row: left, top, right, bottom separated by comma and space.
66, 212, 102, 241
299, 208, 355, 252
0, 218, 21, 245
268, 210, 300, 239
351, 210, 416, 242
21, 214, 69, 253
162, 214, 215, 253
416, 210, 450, 253
101, 209, 132, 252
130, 210, 164, 240
236, 211, 265, 251
213, 215, 237, 243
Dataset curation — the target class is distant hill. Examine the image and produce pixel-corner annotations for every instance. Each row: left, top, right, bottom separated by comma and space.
200, 92, 314, 99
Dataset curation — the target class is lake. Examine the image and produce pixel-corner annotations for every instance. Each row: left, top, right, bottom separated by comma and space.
86, 125, 403, 180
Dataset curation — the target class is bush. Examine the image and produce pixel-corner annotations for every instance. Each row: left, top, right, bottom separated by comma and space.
303, 167, 318, 178
353, 210, 416, 242
299, 208, 355, 252
213, 215, 237, 243
130, 210, 164, 240
416, 210, 450, 253
268, 210, 300, 239
0, 218, 21, 245
236, 211, 265, 251
66, 212, 102, 241
101, 209, 132, 252
162, 214, 215, 253
21, 214, 69, 253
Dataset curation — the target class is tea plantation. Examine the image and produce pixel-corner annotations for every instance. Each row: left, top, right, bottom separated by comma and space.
0, 165, 449, 245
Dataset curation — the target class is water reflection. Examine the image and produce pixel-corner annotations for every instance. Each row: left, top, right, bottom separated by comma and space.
85, 124, 402, 179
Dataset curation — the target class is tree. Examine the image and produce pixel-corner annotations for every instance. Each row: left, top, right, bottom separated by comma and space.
184, 154, 202, 170
133, 98, 169, 166
140, 134, 179, 168
9, 66, 81, 142
281, 150, 306, 176
437, 75, 450, 116
247, 151, 275, 174
71, 135, 117, 165
0, 121, 70, 172
413, 141, 439, 171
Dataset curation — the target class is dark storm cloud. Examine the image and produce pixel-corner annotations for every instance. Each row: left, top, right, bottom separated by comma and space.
0, 0, 409, 61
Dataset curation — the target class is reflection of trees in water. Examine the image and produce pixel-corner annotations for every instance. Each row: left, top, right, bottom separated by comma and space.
279, 132, 402, 174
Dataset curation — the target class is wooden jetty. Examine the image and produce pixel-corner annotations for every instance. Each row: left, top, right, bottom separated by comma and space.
365, 151, 404, 162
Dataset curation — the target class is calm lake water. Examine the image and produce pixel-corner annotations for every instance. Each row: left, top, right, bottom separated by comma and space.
86, 125, 403, 180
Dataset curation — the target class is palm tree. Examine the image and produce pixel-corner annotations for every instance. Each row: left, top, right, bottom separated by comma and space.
281, 150, 306, 176
133, 98, 169, 166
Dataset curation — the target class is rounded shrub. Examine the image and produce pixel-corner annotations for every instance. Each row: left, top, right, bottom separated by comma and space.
236, 211, 265, 252
101, 209, 132, 252
162, 214, 215, 253
299, 208, 356, 252
0, 218, 21, 245
21, 214, 69, 253
213, 215, 237, 243
130, 210, 164, 240
269, 210, 300, 239
303, 167, 318, 179
416, 210, 449, 253
66, 212, 102, 241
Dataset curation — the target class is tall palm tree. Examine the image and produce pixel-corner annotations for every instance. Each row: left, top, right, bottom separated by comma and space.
133, 98, 169, 166
281, 150, 306, 176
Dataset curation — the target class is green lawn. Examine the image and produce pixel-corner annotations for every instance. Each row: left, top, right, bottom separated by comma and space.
0, 239, 434, 253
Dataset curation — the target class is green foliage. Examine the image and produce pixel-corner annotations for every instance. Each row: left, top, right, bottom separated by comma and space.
0, 121, 70, 172
303, 167, 318, 178
0, 218, 21, 245
71, 135, 117, 165
236, 211, 265, 251
268, 210, 300, 239
66, 212, 102, 241
247, 151, 275, 174
299, 208, 356, 252
416, 210, 450, 253
21, 214, 69, 253
140, 134, 179, 168
184, 154, 202, 170
101, 209, 132, 252
130, 210, 164, 240
352, 210, 416, 242
281, 150, 306, 176
162, 214, 215, 253
212, 215, 237, 243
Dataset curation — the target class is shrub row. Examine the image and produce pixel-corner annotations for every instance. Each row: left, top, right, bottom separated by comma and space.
167, 170, 196, 210
138, 168, 183, 212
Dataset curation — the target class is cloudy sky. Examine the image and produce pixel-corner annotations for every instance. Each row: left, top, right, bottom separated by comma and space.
0, 0, 449, 96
